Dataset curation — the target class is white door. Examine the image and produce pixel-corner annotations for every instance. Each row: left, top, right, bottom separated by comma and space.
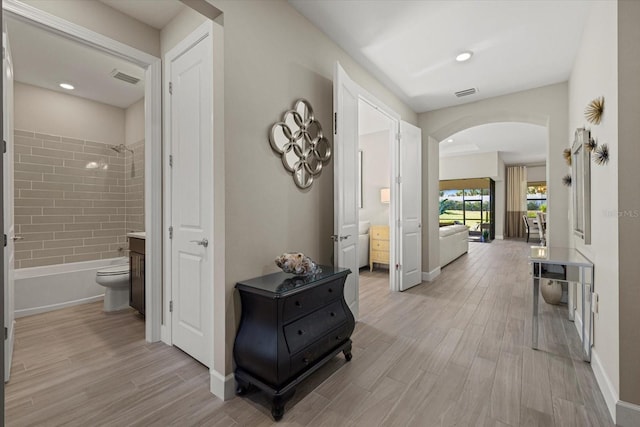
3, 27, 15, 381
167, 27, 213, 367
333, 63, 360, 319
399, 121, 422, 291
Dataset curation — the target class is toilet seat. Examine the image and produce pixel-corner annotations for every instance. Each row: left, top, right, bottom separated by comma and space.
97, 264, 129, 277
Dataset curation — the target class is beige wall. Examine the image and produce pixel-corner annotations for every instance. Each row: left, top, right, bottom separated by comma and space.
419, 83, 568, 273
527, 165, 546, 183
206, 0, 417, 373
568, 0, 620, 414
617, 0, 640, 410
14, 82, 125, 146
160, 5, 207, 54
125, 98, 145, 146
21, 0, 160, 57
359, 131, 390, 226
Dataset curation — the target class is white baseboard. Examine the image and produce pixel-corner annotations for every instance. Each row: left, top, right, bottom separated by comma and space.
210, 369, 235, 401
591, 350, 618, 423
617, 400, 640, 426
422, 267, 441, 282
15, 295, 104, 318
495, 235, 504, 240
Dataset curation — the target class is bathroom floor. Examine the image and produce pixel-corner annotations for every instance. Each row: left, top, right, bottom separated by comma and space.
5, 302, 213, 426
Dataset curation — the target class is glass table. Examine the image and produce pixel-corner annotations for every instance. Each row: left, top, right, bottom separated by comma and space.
529, 246, 594, 362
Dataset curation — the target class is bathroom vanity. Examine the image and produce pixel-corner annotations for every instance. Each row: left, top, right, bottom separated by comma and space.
233, 267, 353, 421
127, 232, 145, 315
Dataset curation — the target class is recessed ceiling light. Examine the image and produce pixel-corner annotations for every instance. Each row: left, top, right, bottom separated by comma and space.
455, 51, 473, 62
59, 83, 74, 90
447, 139, 454, 143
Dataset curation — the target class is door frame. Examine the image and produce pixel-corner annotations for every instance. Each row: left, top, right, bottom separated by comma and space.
335, 63, 403, 292
2, 0, 163, 342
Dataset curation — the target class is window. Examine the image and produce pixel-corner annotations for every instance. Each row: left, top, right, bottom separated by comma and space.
527, 183, 547, 217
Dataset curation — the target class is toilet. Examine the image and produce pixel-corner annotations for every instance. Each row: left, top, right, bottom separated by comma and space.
95, 263, 130, 312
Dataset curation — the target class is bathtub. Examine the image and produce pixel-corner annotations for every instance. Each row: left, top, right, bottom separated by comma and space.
14, 257, 128, 318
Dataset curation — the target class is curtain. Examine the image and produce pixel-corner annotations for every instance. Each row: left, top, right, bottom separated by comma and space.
505, 166, 527, 238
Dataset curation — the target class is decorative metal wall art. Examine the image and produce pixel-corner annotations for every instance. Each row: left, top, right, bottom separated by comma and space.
585, 96, 605, 125
562, 174, 572, 186
269, 99, 331, 189
563, 148, 572, 166
593, 143, 610, 165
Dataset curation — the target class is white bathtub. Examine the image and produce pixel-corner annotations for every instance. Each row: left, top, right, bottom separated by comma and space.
14, 257, 128, 318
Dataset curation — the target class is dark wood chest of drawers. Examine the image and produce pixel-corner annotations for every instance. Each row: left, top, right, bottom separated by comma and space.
233, 266, 354, 420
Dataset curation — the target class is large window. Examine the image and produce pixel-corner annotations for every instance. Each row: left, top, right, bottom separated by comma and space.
527, 182, 547, 217
439, 186, 491, 231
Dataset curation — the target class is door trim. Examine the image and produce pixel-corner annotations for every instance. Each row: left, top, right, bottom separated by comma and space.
3, 0, 163, 343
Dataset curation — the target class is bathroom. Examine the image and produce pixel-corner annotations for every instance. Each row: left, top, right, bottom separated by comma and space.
9, 18, 146, 319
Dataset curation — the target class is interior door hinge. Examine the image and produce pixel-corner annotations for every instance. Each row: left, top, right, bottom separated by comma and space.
397, 219, 401, 228
3, 140, 6, 153
169, 154, 173, 167
4, 327, 7, 340
396, 264, 400, 271
334, 112, 337, 135
169, 301, 173, 312
169, 226, 173, 239
3, 234, 6, 247
396, 176, 401, 184
397, 132, 401, 142
169, 82, 173, 95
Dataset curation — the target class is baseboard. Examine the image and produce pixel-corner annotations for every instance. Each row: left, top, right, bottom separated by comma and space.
15, 295, 104, 318
495, 235, 504, 240
422, 267, 441, 282
617, 400, 640, 426
210, 369, 235, 401
591, 350, 618, 423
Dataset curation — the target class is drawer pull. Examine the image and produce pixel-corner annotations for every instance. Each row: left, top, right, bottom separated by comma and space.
330, 312, 336, 317
328, 288, 333, 293
303, 358, 310, 364
295, 301, 302, 307
297, 329, 305, 335
336, 335, 343, 341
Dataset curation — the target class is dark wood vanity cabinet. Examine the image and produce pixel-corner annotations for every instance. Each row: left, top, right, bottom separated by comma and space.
129, 237, 145, 315
233, 267, 354, 421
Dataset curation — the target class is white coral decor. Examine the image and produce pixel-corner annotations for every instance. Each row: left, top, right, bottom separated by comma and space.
275, 252, 321, 276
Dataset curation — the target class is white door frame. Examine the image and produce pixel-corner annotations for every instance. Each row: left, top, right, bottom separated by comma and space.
355, 94, 401, 292
2, 0, 163, 342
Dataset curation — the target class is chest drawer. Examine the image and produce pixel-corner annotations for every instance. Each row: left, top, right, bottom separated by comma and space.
370, 226, 389, 240
289, 322, 351, 377
282, 280, 341, 322
371, 239, 389, 251
284, 300, 346, 354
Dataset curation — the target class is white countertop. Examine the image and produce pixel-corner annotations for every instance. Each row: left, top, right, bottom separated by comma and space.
127, 231, 146, 240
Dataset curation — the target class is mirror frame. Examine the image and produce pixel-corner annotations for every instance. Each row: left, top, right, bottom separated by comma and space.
572, 128, 591, 244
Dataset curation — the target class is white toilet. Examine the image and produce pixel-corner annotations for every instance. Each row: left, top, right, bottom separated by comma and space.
95, 263, 130, 312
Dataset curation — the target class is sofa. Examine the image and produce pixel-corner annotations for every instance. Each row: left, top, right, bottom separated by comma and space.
440, 224, 469, 267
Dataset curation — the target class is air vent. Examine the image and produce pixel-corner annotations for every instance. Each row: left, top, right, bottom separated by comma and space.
110, 69, 140, 85
455, 88, 478, 98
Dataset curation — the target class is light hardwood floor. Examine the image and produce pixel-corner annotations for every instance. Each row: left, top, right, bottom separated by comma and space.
6, 240, 613, 426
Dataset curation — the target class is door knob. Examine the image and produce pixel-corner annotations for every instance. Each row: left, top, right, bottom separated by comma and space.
330, 234, 339, 242
339, 235, 351, 241
190, 238, 209, 248
12, 236, 24, 241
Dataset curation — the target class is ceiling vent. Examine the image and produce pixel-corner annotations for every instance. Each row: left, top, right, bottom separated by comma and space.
455, 88, 478, 98
110, 69, 140, 85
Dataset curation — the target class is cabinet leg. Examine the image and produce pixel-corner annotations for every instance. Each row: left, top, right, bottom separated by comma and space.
271, 390, 295, 421
343, 342, 353, 362
235, 378, 251, 396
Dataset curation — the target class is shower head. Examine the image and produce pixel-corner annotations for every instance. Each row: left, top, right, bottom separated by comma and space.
110, 144, 134, 154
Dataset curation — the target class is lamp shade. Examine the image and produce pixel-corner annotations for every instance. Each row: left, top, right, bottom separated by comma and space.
380, 188, 390, 204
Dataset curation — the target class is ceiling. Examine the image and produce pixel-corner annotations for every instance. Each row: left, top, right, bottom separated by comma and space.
289, 0, 591, 113
99, 0, 185, 29
439, 122, 547, 165
7, 17, 145, 109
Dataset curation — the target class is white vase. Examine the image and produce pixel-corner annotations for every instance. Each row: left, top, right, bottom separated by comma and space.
541, 280, 563, 305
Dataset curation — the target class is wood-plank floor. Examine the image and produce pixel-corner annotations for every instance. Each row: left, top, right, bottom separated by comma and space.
6, 240, 614, 426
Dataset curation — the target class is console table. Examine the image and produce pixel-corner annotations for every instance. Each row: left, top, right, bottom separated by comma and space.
233, 266, 354, 421
529, 246, 594, 361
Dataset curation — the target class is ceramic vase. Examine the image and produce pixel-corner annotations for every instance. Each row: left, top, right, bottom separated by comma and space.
541, 279, 563, 305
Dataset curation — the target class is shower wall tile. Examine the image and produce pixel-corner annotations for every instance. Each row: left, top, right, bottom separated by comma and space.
13, 130, 128, 268
125, 138, 145, 233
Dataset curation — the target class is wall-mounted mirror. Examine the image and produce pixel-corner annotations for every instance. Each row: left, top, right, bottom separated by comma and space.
572, 128, 591, 244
